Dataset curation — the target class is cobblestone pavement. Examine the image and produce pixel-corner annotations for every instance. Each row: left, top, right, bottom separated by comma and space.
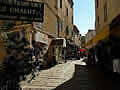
54, 60, 89, 90
20, 59, 117, 90
54, 60, 114, 90
20, 61, 75, 90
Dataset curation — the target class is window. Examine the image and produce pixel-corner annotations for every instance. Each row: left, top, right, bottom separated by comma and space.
56, 19, 58, 33
98, 16, 99, 25
104, 3, 107, 22
62, 49, 64, 55
66, 8, 68, 16
66, 25, 69, 35
55, 0, 58, 8
60, 0, 62, 8
72, 31, 74, 36
52, 47, 55, 55
72, 16, 73, 24
70, 4, 73, 8
96, 0, 99, 8
60, 21, 63, 32
95, 21, 96, 28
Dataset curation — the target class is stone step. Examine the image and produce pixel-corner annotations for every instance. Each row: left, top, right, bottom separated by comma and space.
22, 86, 53, 90
20, 62, 74, 90
29, 81, 47, 86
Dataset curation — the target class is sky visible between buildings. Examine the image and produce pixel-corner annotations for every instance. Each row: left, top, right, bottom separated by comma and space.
73, 0, 95, 36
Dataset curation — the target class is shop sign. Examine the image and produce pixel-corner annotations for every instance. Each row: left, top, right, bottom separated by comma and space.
35, 32, 48, 44
0, 0, 44, 22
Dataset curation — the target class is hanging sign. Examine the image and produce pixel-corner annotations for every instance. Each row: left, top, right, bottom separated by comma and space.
35, 32, 48, 44
0, 0, 44, 22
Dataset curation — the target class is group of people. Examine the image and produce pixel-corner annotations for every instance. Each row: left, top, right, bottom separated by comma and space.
87, 40, 112, 68
2, 31, 43, 82
87, 37, 120, 75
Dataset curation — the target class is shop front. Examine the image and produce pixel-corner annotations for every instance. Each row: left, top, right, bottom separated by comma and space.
65, 39, 79, 59
50, 38, 66, 64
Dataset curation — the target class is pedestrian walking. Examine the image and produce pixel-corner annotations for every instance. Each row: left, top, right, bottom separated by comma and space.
111, 38, 120, 75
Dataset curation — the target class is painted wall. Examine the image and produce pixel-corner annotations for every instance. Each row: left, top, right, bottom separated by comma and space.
58, 0, 74, 39
33, 0, 58, 38
95, 0, 120, 33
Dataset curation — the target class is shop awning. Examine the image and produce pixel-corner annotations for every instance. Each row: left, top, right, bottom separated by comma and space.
85, 25, 109, 49
79, 48, 85, 52
92, 25, 109, 45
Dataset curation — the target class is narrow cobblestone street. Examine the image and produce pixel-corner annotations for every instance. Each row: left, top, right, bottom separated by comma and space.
19, 58, 120, 90
19, 59, 110, 90
53, 61, 113, 90
0, 0, 120, 90
20, 61, 75, 90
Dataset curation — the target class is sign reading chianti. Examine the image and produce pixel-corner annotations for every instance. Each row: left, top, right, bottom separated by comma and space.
0, 0, 44, 22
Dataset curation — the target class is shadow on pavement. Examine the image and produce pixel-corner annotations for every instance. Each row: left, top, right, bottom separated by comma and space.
53, 64, 114, 90
0, 71, 22, 90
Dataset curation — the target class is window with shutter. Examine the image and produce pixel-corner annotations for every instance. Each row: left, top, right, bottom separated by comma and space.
60, 0, 62, 8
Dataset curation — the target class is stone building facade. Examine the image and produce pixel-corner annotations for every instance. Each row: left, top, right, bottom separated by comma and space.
95, 0, 120, 34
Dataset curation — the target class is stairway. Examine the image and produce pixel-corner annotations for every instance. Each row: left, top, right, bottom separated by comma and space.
20, 62, 74, 90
